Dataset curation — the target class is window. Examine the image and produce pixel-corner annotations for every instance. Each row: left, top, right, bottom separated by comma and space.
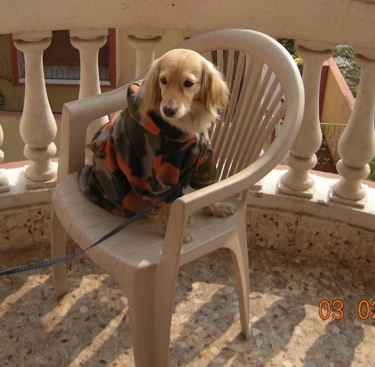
11, 29, 116, 87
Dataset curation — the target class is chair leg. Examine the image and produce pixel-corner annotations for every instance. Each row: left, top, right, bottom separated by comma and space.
228, 218, 250, 339
122, 265, 175, 367
231, 246, 250, 339
51, 209, 68, 298
154, 267, 178, 367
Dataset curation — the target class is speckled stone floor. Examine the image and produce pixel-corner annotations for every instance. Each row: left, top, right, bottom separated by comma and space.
1, 242, 375, 367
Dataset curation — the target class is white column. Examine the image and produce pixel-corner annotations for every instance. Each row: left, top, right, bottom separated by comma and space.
0, 123, 9, 192
13, 32, 57, 187
278, 42, 332, 198
330, 51, 375, 207
127, 34, 163, 78
70, 29, 109, 160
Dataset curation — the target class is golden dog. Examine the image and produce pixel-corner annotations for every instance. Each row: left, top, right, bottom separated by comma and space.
140, 49, 235, 241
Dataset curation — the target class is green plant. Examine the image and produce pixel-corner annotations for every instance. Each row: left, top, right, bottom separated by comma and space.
278, 39, 304, 73
368, 157, 375, 182
333, 45, 360, 97
278, 40, 360, 96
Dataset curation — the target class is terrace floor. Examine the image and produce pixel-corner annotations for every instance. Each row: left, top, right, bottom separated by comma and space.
1, 241, 375, 367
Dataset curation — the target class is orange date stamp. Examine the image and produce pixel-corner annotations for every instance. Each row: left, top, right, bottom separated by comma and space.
318, 299, 375, 321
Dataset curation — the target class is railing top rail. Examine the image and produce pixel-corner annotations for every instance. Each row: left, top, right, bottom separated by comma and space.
1, 0, 375, 49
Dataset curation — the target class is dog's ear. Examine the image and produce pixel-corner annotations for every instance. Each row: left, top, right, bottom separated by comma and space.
139, 58, 162, 115
201, 61, 229, 119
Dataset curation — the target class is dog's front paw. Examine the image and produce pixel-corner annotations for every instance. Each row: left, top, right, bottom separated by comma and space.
183, 231, 194, 243
146, 207, 162, 221
202, 202, 236, 218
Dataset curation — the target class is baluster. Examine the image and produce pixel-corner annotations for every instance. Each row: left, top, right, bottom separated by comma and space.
330, 51, 375, 207
13, 32, 57, 187
278, 42, 332, 197
127, 34, 163, 78
70, 29, 109, 160
0, 123, 9, 192
70, 29, 108, 100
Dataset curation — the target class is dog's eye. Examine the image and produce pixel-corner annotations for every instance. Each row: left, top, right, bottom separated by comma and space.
183, 80, 194, 88
160, 77, 168, 85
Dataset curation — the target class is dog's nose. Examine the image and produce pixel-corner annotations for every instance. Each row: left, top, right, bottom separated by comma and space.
163, 105, 177, 117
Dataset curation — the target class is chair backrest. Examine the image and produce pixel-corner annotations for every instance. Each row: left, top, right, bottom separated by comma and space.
175, 29, 303, 182
58, 29, 303, 183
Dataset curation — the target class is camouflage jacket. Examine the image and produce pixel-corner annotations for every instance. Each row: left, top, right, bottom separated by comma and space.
79, 83, 217, 217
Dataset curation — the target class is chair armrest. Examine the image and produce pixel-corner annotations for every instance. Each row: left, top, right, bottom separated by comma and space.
58, 84, 130, 180
173, 150, 283, 217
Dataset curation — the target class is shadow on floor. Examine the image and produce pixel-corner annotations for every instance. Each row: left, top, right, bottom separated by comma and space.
1, 243, 374, 366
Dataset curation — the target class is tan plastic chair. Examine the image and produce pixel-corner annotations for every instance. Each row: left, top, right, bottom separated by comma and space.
51, 29, 304, 366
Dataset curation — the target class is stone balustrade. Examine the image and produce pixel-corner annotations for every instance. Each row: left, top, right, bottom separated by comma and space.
12, 32, 58, 188
0, 0, 374, 271
331, 51, 375, 207
69, 29, 111, 163
279, 43, 333, 198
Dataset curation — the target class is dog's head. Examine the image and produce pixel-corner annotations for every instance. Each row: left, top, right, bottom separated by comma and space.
139, 49, 229, 134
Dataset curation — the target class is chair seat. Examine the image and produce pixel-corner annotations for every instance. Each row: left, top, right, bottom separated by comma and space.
52, 173, 242, 271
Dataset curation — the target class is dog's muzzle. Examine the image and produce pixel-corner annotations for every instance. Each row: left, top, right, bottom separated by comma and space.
163, 104, 178, 117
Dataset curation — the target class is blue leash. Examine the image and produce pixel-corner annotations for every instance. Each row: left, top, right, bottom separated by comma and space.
0, 185, 182, 276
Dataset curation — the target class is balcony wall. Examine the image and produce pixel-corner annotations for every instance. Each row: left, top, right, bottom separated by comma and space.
0, 0, 375, 275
